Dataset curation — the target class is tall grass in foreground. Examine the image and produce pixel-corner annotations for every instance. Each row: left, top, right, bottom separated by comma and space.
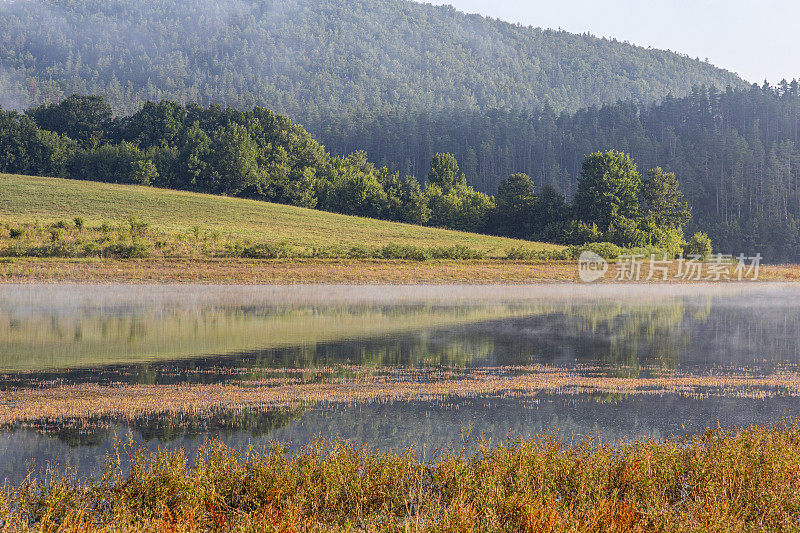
3, 423, 800, 531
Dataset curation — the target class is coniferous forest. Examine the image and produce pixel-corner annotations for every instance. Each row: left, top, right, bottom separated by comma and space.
321, 84, 800, 261
0, 0, 741, 114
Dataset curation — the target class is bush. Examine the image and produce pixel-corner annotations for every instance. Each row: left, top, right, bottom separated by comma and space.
568, 242, 622, 261
628, 245, 670, 259
127, 215, 148, 237
82, 242, 103, 257
103, 242, 151, 258
347, 246, 373, 259
239, 242, 293, 259
562, 221, 603, 245
683, 232, 713, 259
429, 245, 484, 260
26, 243, 77, 257
74, 217, 85, 230
305, 247, 345, 259
605, 216, 648, 247
506, 247, 570, 261
8, 228, 23, 239
377, 243, 430, 261
645, 225, 684, 258
1, 244, 26, 257
506, 247, 537, 260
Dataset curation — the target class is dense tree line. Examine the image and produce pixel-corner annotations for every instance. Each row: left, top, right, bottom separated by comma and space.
318, 84, 800, 261
0, 97, 493, 232
0, 0, 742, 116
0, 96, 694, 253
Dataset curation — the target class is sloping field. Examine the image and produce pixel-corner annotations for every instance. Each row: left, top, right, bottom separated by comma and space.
0, 174, 560, 254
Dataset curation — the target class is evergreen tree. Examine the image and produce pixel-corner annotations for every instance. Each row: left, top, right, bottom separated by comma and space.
573, 151, 643, 229
427, 153, 466, 191
495, 173, 537, 238
642, 168, 692, 228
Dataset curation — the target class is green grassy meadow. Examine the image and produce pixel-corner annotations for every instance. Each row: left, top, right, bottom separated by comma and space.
0, 174, 561, 255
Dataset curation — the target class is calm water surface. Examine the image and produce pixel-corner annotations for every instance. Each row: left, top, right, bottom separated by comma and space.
1, 283, 799, 483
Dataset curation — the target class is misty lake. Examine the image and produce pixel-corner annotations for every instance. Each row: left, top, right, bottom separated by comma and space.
1, 283, 800, 484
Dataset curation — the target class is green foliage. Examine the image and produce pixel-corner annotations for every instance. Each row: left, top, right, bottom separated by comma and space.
375, 243, 431, 261
642, 167, 692, 229
238, 243, 293, 260
644, 225, 685, 259
0, 96, 704, 255
5, 99, 519, 236
495, 173, 537, 238
208, 122, 260, 195
0, 0, 741, 118
426, 183, 495, 233
383, 175, 431, 225
604, 216, 648, 248
127, 216, 148, 237
317, 153, 390, 219
346, 244, 485, 261
568, 242, 623, 261
427, 153, 466, 191
684, 232, 713, 259
561, 221, 604, 245
574, 151, 643, 229
505, 247, 571, 261
103, 242, 151, 259
328, 85, 800, 261
429, 245, 485, 260
27, 95, 112, 148
69, 142, 158, 185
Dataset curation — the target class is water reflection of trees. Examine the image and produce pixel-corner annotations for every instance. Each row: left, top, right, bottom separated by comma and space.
0, 304, 526, 371
453, 299, 711, 376
7, 296, 800, 384
175, 300, 712, 377
5, 407, 307, 446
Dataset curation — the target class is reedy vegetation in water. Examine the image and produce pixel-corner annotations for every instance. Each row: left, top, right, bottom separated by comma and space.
4, 365, 799, 429
2, 422, 800, 531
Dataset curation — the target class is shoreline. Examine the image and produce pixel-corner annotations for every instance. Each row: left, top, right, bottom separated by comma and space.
3, 423, 799, 530
1, 257, 800, 283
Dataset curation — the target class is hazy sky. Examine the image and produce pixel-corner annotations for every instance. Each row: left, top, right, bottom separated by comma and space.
422, 0, 799, 84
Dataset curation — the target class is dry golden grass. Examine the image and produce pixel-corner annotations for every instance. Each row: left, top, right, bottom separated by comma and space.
0, 257, 581, 283
2, 257, 800, 283
3, 365, 799, 427
3, 422, 800, 531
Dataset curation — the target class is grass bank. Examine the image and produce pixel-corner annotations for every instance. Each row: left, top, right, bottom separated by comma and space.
2, 423, 800, 531
0, 173, 561, 256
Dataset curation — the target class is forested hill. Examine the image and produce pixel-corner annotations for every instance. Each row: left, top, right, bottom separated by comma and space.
0, 0, 744, 115
324, 83, 800, 262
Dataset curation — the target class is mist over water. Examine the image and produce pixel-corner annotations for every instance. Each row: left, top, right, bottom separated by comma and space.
1, 283, 800, 483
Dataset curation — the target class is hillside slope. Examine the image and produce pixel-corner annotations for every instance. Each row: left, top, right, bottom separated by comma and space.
0, 174, 560, 254
0, 0, 744, 115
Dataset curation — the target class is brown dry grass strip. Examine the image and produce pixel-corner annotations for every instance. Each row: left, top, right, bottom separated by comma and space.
3, 366, 800, 425
2, 257, 800, 283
